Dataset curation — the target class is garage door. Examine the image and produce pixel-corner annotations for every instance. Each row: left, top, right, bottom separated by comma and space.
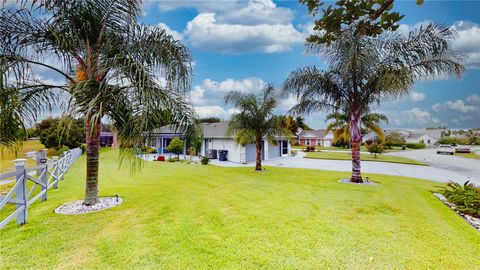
245, 144, 256, 162
268, 141, 280, 159
245, 143, 265, 162
323, 140, 332, 147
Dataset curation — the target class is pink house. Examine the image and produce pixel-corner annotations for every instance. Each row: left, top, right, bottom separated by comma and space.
297, 129, 334, 147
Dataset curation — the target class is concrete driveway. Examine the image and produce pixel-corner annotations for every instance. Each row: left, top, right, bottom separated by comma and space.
211, 150, 480, 185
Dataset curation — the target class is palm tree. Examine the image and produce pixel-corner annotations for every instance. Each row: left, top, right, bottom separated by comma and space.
283, 23, 463, 183
0, 1, 195, 205
225, 84, 287, 171
326, 112, 388, 145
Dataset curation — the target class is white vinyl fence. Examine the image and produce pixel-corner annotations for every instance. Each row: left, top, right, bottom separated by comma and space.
0, 148, 82, 229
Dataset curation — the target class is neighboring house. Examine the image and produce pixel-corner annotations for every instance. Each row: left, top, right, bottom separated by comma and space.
148, 125, 187, 155
201, 121, 291, 163
99, 132, 118, 147
362, 131, 379, 143
296, 129, 334, 147
405, 132, 438, 147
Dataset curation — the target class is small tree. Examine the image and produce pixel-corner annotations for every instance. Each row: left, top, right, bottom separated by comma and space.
166, 137, 184, 160
366, 142, 384, 158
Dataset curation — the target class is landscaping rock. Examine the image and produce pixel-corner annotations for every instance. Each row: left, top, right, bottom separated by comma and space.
433, 193, 480, 231
338, 178, 378, 186
54, 197, 123, 215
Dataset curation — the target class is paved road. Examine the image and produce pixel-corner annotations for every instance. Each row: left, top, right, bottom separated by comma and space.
210, 150, 480, 184
385, 148, 480, 182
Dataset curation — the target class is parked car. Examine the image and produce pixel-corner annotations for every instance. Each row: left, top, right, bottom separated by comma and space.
436, 144, 454, 155
455, 146, 471, 153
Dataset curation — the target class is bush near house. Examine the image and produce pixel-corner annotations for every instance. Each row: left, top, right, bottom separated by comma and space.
166, 137, 184, 160
366, 142, 384, 158
405, 142, 425, 149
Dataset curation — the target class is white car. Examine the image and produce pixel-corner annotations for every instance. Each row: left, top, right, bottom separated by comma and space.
436, 144, 454, 155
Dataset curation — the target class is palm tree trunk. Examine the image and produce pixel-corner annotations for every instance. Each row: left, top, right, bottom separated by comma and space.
350, 111, 363, 183
255, 135, 262, 171
84, 118, 101, 205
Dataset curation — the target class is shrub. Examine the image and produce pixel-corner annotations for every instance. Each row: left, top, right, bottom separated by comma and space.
305, 146, 316, 152
56, 146, 70, 156
201, 156, 210, 165
440, 181, 480, 218
147, 147, 157, 154
80, 143, 86, 154
167, 157, 179, 162
385, 132, 406, 148
405, 142, 425, 149
166, 137, 184, 159
364, 139, 373, 146
366, 142, 384, 158
291, 150, 298, 156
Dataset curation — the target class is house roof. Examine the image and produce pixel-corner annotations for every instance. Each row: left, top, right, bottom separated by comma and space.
202, 121, 232, 138
297, 129, 327, 139
152, 124, 187, 134
406, 132, 433, 140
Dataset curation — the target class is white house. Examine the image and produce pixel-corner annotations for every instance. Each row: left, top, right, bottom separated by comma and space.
296, 129, 334, 147
201, 121, 291, 163
405, 132, 438, 147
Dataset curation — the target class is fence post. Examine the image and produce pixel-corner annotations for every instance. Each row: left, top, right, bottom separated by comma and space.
52, 156, 59, 189
37, 150, 48, 202
60, 153, 65, 181
13, 159, 27, 225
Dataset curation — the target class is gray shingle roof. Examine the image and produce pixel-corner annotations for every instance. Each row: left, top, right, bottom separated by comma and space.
202, 121, 232, 138
297, 129, 327, 139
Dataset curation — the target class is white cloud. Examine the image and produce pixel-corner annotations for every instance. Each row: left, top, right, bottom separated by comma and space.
410, 91, 426, 102
467, 94, 480, 104
432, 95, 480, 114
278, 94, 299, 111
386, 108, 435, 127
185, 12, 303, 54
399, 21, 480, 69
451, 21, 480, 69
158, 23, 183, 41
194, 105, 239, 119
189, 77, 266, 106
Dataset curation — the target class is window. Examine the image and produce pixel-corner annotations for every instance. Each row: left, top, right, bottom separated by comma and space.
282, 140, 288, 155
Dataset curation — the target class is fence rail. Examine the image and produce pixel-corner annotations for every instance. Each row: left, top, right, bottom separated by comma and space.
0, 148, 82, 229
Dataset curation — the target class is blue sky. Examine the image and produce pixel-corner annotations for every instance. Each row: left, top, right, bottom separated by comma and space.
15, 0, 477, 129
137, 0, 480, 130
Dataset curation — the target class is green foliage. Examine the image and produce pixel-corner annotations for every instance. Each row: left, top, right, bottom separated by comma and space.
300, 0, 423, 45
167, 157, 179, 162
36, 117, 85, 149
225, 84, 289, 170
326, 112, 388, 144
199, 117, 221, 123
441, 181, 480, 218
201, 156, 210, 165
147, 147, 157, 154
166, 137, 184, 158
405, 143, 425, 149
366, 142, 384, 158
56, 146, 70, 156
438, 136, 480, 146
385, 132, 406, 148
80, 143, 86, 154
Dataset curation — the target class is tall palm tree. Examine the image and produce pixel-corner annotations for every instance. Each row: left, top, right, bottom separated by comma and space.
283, 23, 463, 183
326, 112, 388, 145
0, 0, 195, 205
225, 84, 287, 171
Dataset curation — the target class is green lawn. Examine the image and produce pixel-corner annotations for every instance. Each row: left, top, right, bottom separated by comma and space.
305, 151, 428, 166
0, 140, 46, 173
455, 152, 480, 160
1, 149, 479, 269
